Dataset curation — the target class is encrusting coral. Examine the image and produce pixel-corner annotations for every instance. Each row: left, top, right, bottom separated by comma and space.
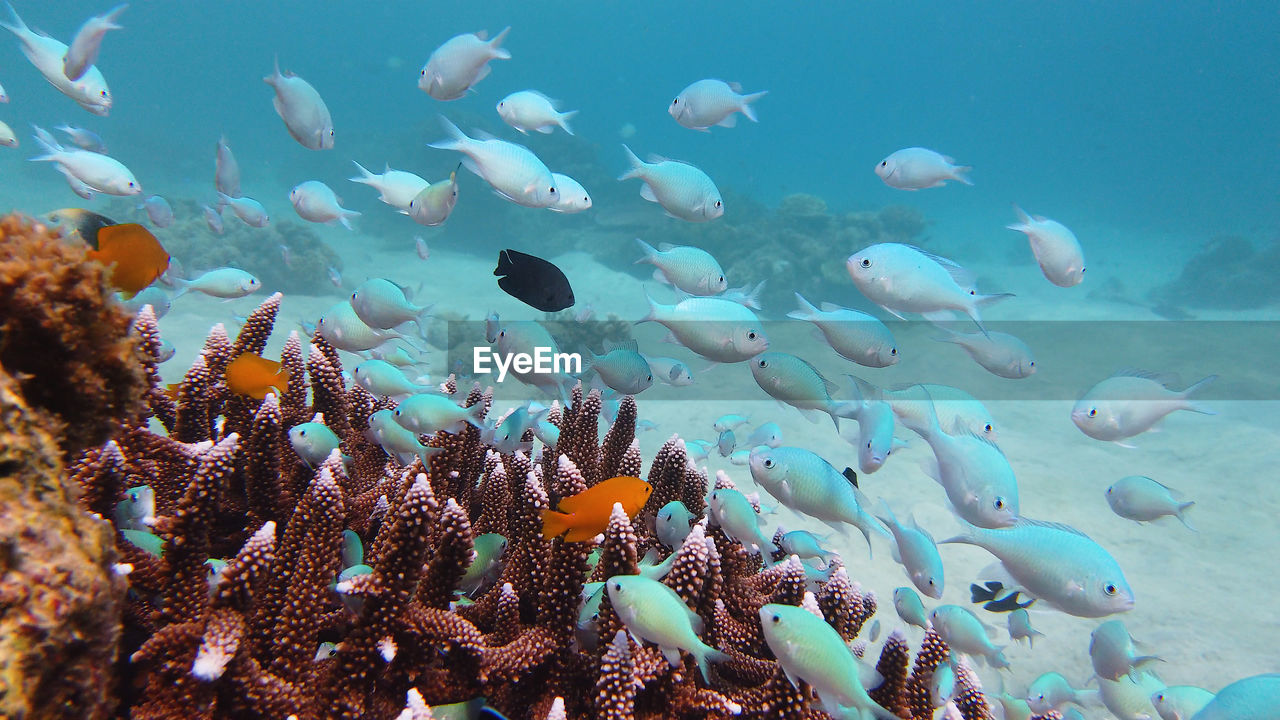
0, 243, 995, 719
0, 213, 148, 457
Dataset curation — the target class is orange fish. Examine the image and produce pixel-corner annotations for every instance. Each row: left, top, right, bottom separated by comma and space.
85, 223, 170, 296
225, 353, 290, 400
541, 476, 653, 542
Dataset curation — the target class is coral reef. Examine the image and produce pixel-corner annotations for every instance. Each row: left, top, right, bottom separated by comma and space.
21, 290, 997, 718
1150, 234, 1280, 310
0, 369, 126, 720
105, 198, 343, 296
0, 213, 148, 457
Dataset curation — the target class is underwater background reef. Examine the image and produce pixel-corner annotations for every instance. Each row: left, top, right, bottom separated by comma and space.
0, 211, 1017, 719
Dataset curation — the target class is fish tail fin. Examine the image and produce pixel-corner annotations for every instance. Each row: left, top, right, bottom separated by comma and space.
428, 116, 469, 151
1, 2, 27, 36
633, 237, 658, 265
951, 165, 974, 186
1129, 656, 1164, 680
464, 401, 488, 429
693, 643, 729, 684
557, 109, 578, 136
739, 90, 767, 122
348, 160, 375, 184
638, 288, 660, 325
1006, 203, 1032, 232
170, 278, 192, 300
967, 292, 1015, 336
895, 384, 941, 440
540, 509, 571, 539
338, 209, 360, 231
1180, 374, 1217, 414
785, 291, 818, 320
988, 646, 1010, 669
1175, 501, 1197, 531
617, 144, 644, 181
488, 26, 512, 59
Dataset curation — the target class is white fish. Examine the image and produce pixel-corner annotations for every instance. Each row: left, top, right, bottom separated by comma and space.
1150, 686, 1215, 720
934, 327, 1036, 379
56, 123, 105, 152
878, 502, 944, 599
429, 117, 557, 208
640, 291, 768, 363
1090, 619, 1162, 682
497, 89, 577, 135
641, 355, 694, 386
30, 127, 139, 194
349, 161, 428, 211
0, 78, 7, 102
263, 57, 333, 150
1105, 475, 1195, 529
1, 4, 112, 115
669, 79, 767, 131
317, 302, 412, 353
407, 168, 459, 226
290, 180, 359, 229
875, 147, 972, 190
415, 236, 430, 261
141, 195, 173, 227
1097, 671, 1164, 720
202, 204, 223, 234
635, 239, 726, 295
787, 293, 898, 368
418, 27, 510, 101
62, 3, 126, 82
896, 386, 1019, 529
217, 192, 269, 227
1007, 204, 1085, 287
943, 517, 1135, 618
886, 383, 999, 440
847, 243, 1011, 331
619, 145, 722, 222
173, 268, 260, 299
493, 320, 572, 401
1071, 371, 1216, 445
928, 606, 1008, 667
0, 120, 15, 147
215, 135, 240, 197
548, 172, 591, 213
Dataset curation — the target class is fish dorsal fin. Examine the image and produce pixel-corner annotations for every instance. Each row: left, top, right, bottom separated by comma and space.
645, 152, 673, 164
1017, 517, 1090, 539
1111, 368, 1180, 387
908, 245, 974, 288
657, 242, 677, 252
818, 301, 846, 313
603, 338, 639, 355
958, 426, 1005, 456
790, 356, 837, 393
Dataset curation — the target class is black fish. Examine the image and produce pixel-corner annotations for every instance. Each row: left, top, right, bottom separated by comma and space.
969, 581, 1035, 613
842, 467, 859, 488
494, 249, 574, 312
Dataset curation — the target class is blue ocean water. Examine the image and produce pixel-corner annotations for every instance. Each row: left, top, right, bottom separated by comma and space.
2, 0, 1279, 712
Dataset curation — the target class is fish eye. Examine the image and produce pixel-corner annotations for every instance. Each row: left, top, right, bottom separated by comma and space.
1103, 583, 1117, 596
1029, 361, 1035, 367
860, 258, 871, 268
299, 430, 307, 436
969, 289, 976, 295
100, 91, 107, 98
1088, 408, 1097, 418
747, 331, 757, 340
549, 187, 557, 194
719, 275, 724, 283
612, 582, 621, 590
646, 375, 652, 381
763, 458, 774, 469
993, 497, 1005, 510
770, 614, 780, 624
757, 359, 768, 368
714, 200, 722, 208
984, 424, 993, 433
890, 348, 897, 355
866, 441, 872, 449
672, 98, 679, 104
880, 161, 887, 167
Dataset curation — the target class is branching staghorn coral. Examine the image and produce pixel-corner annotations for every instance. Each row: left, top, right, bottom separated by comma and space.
56, 292, 999, 719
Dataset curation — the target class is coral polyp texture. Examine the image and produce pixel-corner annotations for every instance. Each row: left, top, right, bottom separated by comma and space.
0, 213, 147, 457
0, 233, 993, 718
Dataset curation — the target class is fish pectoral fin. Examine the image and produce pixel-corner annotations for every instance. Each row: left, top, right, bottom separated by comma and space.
659, 645, 682, 668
